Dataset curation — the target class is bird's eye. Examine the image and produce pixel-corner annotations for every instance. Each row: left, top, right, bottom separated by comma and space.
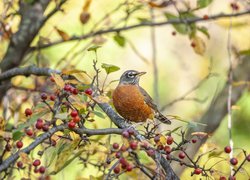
127, 72, 135, 78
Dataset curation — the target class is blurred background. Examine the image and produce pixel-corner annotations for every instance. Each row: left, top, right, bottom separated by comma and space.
1, 0, 250, 179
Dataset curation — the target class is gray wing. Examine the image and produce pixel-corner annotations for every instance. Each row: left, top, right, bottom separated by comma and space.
138, 86, 158, 110
139, 86, 171, 124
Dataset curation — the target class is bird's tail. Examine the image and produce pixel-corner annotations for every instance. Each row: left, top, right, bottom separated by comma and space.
155, 111, 171, 124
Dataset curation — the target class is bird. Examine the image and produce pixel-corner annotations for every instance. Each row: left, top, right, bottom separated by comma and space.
112, 70, 171, 124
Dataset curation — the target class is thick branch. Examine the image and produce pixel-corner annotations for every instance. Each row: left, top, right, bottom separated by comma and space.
98, 103, 179, 180
30, 10, 250, 50
0, 124, 65, 173
0, 66, 61, 82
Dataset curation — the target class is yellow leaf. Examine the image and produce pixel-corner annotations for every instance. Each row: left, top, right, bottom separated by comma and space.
192, 36, 206, 55
159, 134, 166, 145
19, 152, 32, 164
231, 105, 241, 110
0, 117, 5, 131
62, 69, 86, 75
92, 95, 110, 103
71, 72, 91, 84
55, 27, 70, 41
70, 96, 87, 110
51, 73, 65, 89
0, 130, 12, 138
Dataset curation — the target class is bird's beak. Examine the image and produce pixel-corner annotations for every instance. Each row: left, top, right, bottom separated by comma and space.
137, 72, 146, 76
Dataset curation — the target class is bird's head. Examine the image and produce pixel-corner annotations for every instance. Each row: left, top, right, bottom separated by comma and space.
119, 70, 146, 85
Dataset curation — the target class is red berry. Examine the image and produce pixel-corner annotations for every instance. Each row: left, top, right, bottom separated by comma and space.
129, 141, 138, 150
119, 157, 127, 165
128, 129, 135, 135
203, 14, 209, 20
157, 145, 164, 150
224, 146, 231, 153
219, 176, 227, 180
70, 110, 78, 118
120, 145, 127, 152
146, 149, 155, 157
50, 95, 56, 101
41, 93, 47, 100
191, 42, 196, 48
37, 118, 43, 123
42, 124, 49, 132
35, 120, 43, 130
33, 159, 41, 167
73, 116, 80, 123
64, 84, 71, 91
154, 135, 160, 143
122, 130, 130, 138
72, 88, 79, 95
115, 152, 121, 158
17, 161, 23, 168
113, 166, 120, 174
230, 3, 239, 10
230, 158, 238, 165
246, 154, 250, 162
25, 108, 32, 116
192, 139, 197, 143
178, 152, 185, 159
39, 166, 45, 174
16, 141, 23, 149
113, 143, 119, 150
68, 121, 76, 129
166, 154, 171, 160
194, 168, 202, 175
26, 129, 33, 136
164, 146, 171, 154
84, 88, 93, 95
167, 136, 173, 145
50, 76, 55, 82
126, 164, 133, 171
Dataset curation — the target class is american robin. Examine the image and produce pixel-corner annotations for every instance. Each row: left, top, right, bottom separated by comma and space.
112, 70, 171, 124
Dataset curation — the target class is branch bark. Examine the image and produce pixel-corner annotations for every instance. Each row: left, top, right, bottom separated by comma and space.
29, 10, 250, 50
0, 66, 61, 82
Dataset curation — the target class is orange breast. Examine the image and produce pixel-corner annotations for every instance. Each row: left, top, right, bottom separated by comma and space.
112, 85, 153, 122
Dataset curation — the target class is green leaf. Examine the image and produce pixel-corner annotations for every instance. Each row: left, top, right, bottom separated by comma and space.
101, 63, 120, 74
93, 111, 106, 119
12, 131, 23, 141
197, 0, 213, 8
164, 13, 189, 34
197, 26, 210, 39
54, 113, 68, 120
113, 34, 126, 47
208, 150, 223, 158
239, 49, 250, 56
87, 45, 101, 52
137, 17, 151, 23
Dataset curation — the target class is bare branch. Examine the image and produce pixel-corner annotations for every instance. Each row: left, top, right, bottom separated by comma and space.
30, 10, 250, 50
0, 66, 61, 82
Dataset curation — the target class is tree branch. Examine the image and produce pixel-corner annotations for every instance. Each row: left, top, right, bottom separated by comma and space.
173, 56, 250, 176
0, 66, 61, 82
30, 10, 250, 50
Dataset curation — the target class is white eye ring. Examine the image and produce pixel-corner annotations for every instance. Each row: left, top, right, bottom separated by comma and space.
127, 72, 135, 78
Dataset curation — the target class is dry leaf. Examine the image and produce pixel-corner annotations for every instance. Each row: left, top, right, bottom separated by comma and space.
191, 132, 208, 138
80, 12, 90, 24
55, 27, 70, 41
51, 73, 65, 89
192, 36, 206, 55
19, 152, 32, 164
71, 72, 91, 84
